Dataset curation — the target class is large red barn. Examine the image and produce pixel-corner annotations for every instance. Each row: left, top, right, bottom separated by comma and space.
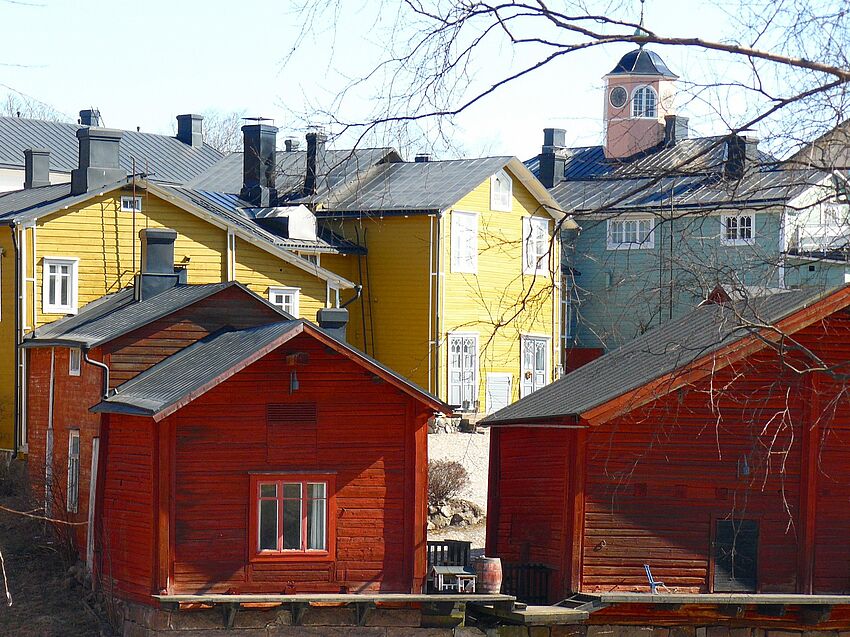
484, 285, 850, 611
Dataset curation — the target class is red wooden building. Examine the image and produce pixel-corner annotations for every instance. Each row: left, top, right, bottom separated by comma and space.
26, 229, 446, 604
484, 285, 850, 606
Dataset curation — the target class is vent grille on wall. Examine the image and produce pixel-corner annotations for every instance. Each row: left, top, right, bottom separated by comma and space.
267, 403, 318, 425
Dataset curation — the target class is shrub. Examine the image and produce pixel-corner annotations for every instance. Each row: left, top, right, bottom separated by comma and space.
428, 459, 470, 506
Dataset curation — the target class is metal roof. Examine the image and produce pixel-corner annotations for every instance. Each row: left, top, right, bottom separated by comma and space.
0, 116, 223, 184
186, 148, 399, 200
0, 183, 75, 220
608, 47, 678, 78
321, 156, 514, 212
93, 319, 449, 418
23, 282, 250, 348
483, 285, 845, 425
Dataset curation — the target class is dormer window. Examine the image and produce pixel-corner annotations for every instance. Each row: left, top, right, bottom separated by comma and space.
632, 86, 658, 118
490, 170, 512, 212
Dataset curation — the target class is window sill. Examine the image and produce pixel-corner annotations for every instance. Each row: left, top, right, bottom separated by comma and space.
251, 551, 334, 563
720, 239, 755, 247
606, 243, 655, 251
42, 306, 78, 315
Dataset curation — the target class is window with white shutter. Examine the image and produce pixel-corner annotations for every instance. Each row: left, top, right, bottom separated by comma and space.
451, 211, 478, 274
523, 217, 550, 275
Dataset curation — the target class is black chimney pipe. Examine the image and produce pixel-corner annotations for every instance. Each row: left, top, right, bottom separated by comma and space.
24, 148, 50, 189
724, 134, 759, 180
240, 123, 278, 206
539, 127, 566, 189
176, 114, 204, 148
304, 129, 327, 196
70, 127, 126, 195
663, 115, 690, 147
79, 109, 101, 127
137, 228, 180, 300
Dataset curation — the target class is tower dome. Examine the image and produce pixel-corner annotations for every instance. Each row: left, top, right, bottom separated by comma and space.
609, 48, 678, 78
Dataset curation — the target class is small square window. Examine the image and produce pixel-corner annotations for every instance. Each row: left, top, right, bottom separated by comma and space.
69, 349, 81, 376
721, 214, 755, 245
120, 196, 142, 212
42, 257, 79, 314
269, 287, 300, 317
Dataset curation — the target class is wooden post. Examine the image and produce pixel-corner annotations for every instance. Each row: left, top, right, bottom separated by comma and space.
569, 427, 587, 593
798, 373, 820, 594
156, 417, 173, 594
484, 427, 501, 558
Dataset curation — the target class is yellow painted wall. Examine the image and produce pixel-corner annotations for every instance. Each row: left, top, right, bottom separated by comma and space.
0, 228, 16, 450
441, 169, 559, 411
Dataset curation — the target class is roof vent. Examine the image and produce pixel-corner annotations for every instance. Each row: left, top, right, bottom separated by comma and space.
23, 148, 50, 189
176, 114, 204, 148
284, 138, 301, 152
79, 109, 101, 127
414, 153, 432, 163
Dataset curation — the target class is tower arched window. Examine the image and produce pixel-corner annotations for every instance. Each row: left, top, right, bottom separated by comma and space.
632, 86, 657, 118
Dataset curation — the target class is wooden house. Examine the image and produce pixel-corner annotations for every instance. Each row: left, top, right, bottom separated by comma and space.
25, 230, 446, 602
0, 123, 372, 453
483, 285, 850, 613
527, 48, 850, 370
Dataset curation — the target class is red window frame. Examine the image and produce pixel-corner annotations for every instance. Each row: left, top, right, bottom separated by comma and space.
249, 474, 335, 562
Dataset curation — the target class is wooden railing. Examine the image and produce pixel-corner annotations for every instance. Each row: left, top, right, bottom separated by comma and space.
501, 562, 553, 605
426, 540, 472, 569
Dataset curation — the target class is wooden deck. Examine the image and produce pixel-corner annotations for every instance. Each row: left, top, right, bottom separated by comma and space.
470, 603, 589, 625
598, 593, 850, 606
154, 592, 515, 605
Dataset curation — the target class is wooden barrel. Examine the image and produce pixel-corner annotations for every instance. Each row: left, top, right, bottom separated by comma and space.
474, 556, 502, 594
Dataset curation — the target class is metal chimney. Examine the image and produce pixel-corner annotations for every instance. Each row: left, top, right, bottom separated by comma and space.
304, 129, 327, 196
24, 148, 50, 189
539, 128, 567, 189
240, 123, 278, 206
70, 127, 125, 195
176, 114, 204, 148
79, 109, 101, 127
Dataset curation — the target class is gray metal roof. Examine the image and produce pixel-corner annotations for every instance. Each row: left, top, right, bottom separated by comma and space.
23, 282, 250, 348
320, 157, 513, 212
483, 285, 845, 425
93, 319, 448, 418
0, 116, 223, 184
186, 148, 399, 200
0, 183, 74, 220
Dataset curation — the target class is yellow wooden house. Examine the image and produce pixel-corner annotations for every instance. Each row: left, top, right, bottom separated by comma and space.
0, 126, 360, 452
315, 156, 577, 413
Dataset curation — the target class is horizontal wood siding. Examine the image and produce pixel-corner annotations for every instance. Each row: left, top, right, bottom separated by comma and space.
170, 333, 426, 594
102, 286, 283, 387
0, 227, 15, 449
489, 426, 570, 601
442, 171, 559, 409
101, 414, 156, 600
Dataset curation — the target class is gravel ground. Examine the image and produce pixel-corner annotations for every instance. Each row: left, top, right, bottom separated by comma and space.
427, 428, 491, 549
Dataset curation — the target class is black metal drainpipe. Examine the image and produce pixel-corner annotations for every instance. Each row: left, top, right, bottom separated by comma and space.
340, 284, 362, 309
83, 349, 111, 399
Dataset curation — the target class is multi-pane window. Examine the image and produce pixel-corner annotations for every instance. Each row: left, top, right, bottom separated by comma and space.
255, 478, 329, 554
632, 86, 658, 118
523, 217, 550, 275
448, 333, 478, 409
42, 257, 78, 314
120, 196, 142, 212
269, 287, 300, 316
67, 430, 80, 513
451, 211, 478, 273
607, 218, 655, 250
490, 169, 513, 212
69, 348, 81, 376
721, 214, 754, 245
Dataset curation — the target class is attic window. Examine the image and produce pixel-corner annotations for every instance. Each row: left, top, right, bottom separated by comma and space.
120, 196, 142, 212
721, 214, 754, 245
269, 287, 300, 317
490, 170, 512, 212
632, 86, 658, 118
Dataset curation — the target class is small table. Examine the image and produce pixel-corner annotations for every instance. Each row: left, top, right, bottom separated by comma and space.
431, 565, 477, 593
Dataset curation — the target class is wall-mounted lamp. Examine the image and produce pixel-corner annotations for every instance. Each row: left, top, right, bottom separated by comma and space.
289, 370, 299, 394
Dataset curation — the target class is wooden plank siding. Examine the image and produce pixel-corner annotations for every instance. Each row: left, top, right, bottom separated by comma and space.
0, 227, 16, 449
488, 310, 850, 603
165, 333, 430, 595
101, 286, 283, 388
442, 170, 559, 410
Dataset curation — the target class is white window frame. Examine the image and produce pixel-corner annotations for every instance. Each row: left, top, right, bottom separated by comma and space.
523, 216, 551, 275
606, 218, 655, 250
120, 196, 142, 212
447, 332, 478, 410
520, 335, 550, 398
632, 85, 658, 118
490, 169, 513, 212
485, 372, 512, 414
269, 287, 300, 316
69, 348, 81, 376
450, 211, 478, 274
67, 429, 80, 514
42, 257, 79, 315
720, 213, 755, 246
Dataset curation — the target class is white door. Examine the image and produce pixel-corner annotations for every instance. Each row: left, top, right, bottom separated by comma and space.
486, 373, 512, 413
448, 334, 478, 409
521, 336, 549, 398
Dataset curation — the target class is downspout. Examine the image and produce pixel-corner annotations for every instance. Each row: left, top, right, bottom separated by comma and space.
83, 349, 110, 399
434, 211, 442, 400
11, 224, 20, 458
340, 284, 362, 309
44, 348, 55, 516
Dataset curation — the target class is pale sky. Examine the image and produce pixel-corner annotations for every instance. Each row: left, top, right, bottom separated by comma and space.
1, 0, 785, 159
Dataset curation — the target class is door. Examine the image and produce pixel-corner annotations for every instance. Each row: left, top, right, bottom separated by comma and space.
713, 519, 758, 592
521, 336, 549, 398
448, 333, 478, 409
486, 373, 512, 413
